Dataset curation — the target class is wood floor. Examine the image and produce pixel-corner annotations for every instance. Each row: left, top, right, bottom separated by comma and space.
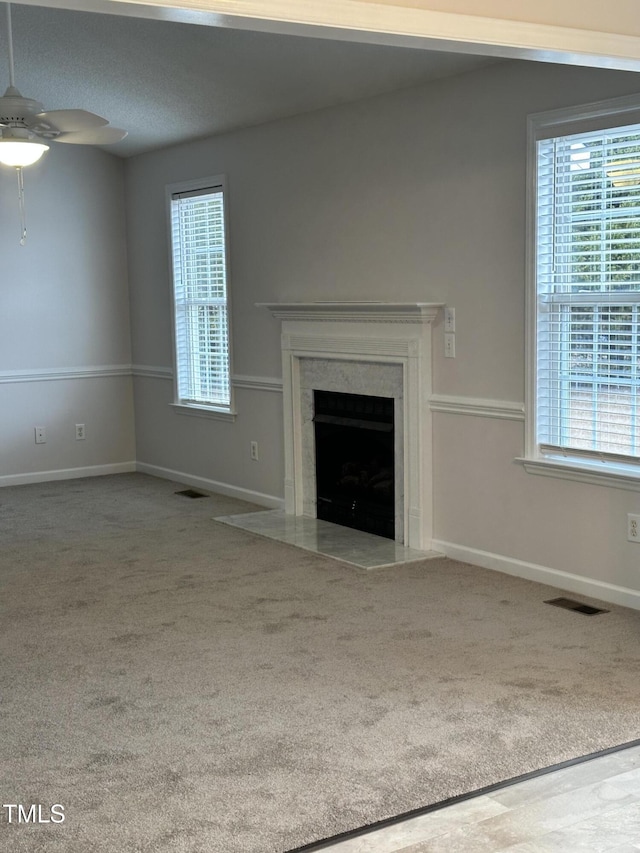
317, 744, 640, 852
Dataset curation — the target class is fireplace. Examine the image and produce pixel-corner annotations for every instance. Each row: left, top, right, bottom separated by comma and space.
259, 302, 443, 551
314, 390, 395, 539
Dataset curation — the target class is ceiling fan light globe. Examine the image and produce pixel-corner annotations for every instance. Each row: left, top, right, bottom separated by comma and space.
0, 139, 49, 167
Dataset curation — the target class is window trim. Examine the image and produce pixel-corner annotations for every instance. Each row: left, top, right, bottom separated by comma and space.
166, 175, 235, 420
525, 93, 640, 487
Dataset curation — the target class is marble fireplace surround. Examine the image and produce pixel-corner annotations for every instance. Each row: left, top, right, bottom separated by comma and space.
260, 303, 443, 551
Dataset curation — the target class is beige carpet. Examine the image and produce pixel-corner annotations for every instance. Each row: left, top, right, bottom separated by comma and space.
1, 473, 639, 852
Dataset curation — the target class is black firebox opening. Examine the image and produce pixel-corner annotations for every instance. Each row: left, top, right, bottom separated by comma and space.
313, 390, 395, 540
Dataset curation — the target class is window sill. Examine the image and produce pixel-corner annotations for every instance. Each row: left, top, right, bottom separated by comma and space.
170, 403, 236, 422
516, 454, 640, 492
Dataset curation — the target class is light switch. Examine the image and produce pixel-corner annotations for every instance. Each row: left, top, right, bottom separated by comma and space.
444, 333, 456, 358
444, 306, 456, 333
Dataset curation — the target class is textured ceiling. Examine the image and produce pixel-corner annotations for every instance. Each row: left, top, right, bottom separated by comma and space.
0, 3, 497, 158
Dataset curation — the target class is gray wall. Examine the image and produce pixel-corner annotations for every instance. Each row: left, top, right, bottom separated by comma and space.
0, 145, 135, 483
125, 58, 640, 599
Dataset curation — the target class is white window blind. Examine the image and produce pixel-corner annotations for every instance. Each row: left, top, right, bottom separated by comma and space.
170, 185, 230, 408
536, 123, 640, 463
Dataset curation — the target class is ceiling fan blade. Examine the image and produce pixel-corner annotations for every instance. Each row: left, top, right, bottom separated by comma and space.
53, 126, 128, 145
34, 109, 109, 133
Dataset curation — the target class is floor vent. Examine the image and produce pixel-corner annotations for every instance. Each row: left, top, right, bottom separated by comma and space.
545, 597, 609, 616
175, 489, 207, 499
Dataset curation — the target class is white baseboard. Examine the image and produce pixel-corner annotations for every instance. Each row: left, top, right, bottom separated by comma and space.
136, 462, 285, 509
432, 539, 640, 612
0, 462, 137, 488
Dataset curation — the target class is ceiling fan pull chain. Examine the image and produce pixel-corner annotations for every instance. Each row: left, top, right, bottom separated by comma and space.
16, 165, 27, 245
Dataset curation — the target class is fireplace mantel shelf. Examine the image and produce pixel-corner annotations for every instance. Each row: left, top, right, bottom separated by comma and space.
258, 302, 443, 323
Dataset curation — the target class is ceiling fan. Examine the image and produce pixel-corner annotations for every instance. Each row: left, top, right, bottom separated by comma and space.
0, 2, 127, 242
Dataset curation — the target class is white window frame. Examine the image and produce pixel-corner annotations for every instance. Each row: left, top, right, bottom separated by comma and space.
166, 175, 235, 421
523, 93, 640, 492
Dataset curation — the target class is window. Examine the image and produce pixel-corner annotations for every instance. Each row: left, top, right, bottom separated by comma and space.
527, 97, 640, 485
168, 177, 232, 414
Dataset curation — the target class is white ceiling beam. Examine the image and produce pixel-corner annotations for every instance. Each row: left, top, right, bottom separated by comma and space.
12, 0, 640, 71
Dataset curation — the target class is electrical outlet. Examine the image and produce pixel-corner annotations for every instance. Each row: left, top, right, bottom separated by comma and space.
250, 441, 259, 461
34, 426, 46, 444
444, 332, 456, 358
75, 424, 86, 440
628, 514, 640, 543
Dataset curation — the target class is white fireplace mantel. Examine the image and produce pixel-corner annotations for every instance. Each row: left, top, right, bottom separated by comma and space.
260, 302, 444, 551
258, 302, 442, 324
